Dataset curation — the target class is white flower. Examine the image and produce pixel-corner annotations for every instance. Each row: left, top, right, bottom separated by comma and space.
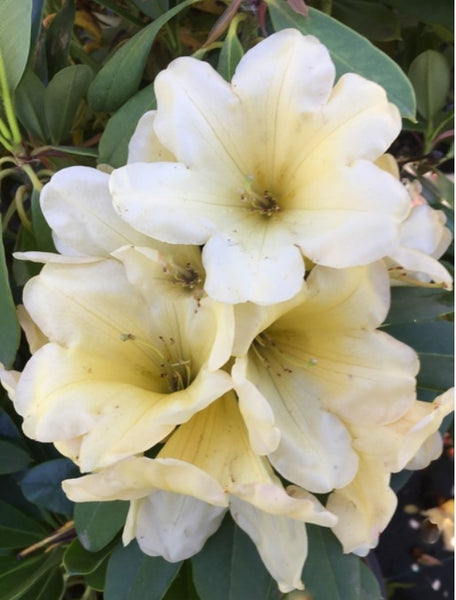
12, 257, 233, 472
110, 29, 409, 305
63, 392, 337, 593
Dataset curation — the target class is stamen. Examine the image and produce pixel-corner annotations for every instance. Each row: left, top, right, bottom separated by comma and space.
240, 175, 280, 217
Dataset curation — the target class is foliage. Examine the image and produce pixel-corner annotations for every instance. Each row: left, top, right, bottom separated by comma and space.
0, 1, 453, 599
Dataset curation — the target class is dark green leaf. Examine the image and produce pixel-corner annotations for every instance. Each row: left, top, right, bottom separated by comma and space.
104, 541, 181, 600
0, 547, 63, 600
31, 189, 56, 253
217, 22, 244, 81
0, 500, 48, 549
30, 0, 46, 58
14, 69, 47, 142
19, 458, 78, 516
88, 0, 196, 112
44, 65, 93, 144
384, 0, 453, 31
47, 145, 99, 158
332, 0, 401, 41
0, 1, 33, 92
0, 409, 28, 447
64, 537, 115, 576
267, 2, 416, 119
15, 567, 64, 600
384, 286, 453, 325
192, 516, 280, 600
74, 501, 129, 552
0, 218, 20, 368
97, 82, 156, 168
162, 562, 199, 600
84, 554, 110, 591
131, 0, 170, 19
0, 440, 31, 475
45, 0, 75, 78
408, 50, 451, 120
417, 354, 454, 392
301, 525, 382, 600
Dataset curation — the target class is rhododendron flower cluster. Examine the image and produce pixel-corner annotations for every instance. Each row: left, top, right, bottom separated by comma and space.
1, 29, 453, 593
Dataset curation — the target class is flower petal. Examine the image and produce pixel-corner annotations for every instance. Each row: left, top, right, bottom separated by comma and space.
230, 496, 307, 593
41, 167, 151, 257
327, 454, 397, 556
127, 111, 175, 163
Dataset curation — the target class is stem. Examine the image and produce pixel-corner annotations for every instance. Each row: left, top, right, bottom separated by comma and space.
22, 164, 44, 192
0, 50, 22, 148
14, 185, 33, 232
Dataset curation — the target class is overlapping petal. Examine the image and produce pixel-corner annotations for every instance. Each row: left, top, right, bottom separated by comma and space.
111, 29, 409, 304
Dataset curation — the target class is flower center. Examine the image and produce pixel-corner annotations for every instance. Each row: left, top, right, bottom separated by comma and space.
252, 331, 318, 376
120, 332, 192, 392
240, 175, 280, 217
161, 257, 204, 297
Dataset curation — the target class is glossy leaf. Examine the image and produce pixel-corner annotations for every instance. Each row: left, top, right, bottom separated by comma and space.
300, 525, 382, 600
0, 0, 33, 92
267, 1, 416, 119
332, 0, 401, 41
384, 287, 453, 325
192, 516, 280, 600
408, 50, 451, 120
88, 0, 195, 112
162, 562, 199, 600
84, 554, 110, 591
64, 537, 115, 576
0, 217, 20, 368
97, 82, 156, 168
31, 189, 55, 253
0, 440, 31, 475
104, 541, 181, 600
74, 501, 129, 552
14, 69, 47, 142
19, 458, 79, 516
0, 500, 48, 549
44, 65, 93, 144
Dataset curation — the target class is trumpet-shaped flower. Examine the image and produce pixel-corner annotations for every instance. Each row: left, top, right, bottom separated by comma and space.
63, 392, 337, 592
232, 262, 419, 493
12, 257, 233, 472
110, 29, 410, 304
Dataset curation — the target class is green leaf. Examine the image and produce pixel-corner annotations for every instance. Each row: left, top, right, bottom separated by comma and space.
217, 19, 245, 81
0, 547, 63, 600
267, 2, 416, 119
384, 287, 453, 325
332, 0, 401, 41
408, 50, 451, 120
44, 65, 93, 144
104, 541, 181, 600
74, 501, 129, 552
131, 0, 170, 19
192, 516, 280, 600
301, 525, 382, 600
83, 554, 110, 591
15, 567, 64, 600
97, 82, 156, 168
44, 0, 76, 79
14, 69, 47, 142
0, 440, 31, 475
0, 218, 20, 368
63, 537, 114, 576
0, 0, 33, 92
162, 562, 199, 600
31, 189, 56, 253
384, 0, 453, 31
0, 500, 48, 549
88, 0, 196, 112
19, 458, 79, 516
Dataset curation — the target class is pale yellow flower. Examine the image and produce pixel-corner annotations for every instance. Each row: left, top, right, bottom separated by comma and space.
12, 257, 233, 472
232, 262, 419, 493
63, 392, 337, 593
110, 29, 409, 305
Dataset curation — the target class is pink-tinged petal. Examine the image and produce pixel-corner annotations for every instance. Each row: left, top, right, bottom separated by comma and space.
40, 167, 151, 257
327, 454, 397, 556
127, 111, 175, 163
